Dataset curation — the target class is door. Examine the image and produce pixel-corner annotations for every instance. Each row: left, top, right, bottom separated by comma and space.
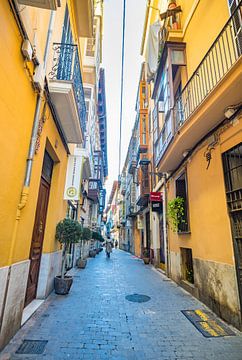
25, 152, 53, 306
145, 212, 151, 255
159, 216, 165, 264
222, 142, 242, 313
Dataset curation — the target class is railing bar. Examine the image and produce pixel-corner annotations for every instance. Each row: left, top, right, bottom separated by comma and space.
193, 75, 199, 108
221, 31, 229, 72
225, 26, 233, 67
197, 70, 202, 104
214, 42, 221, 80
229, 22, 237, 63
200, 64, 205, 98
211, 48, 218, 84
204, 57, 211, 94
218, 38, 225, 76
207, 52, 215, 88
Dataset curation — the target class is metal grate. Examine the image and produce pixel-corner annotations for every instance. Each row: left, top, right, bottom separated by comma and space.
125, 294, 151, 303
181, 310, 235, 337
16, 340, 48, 354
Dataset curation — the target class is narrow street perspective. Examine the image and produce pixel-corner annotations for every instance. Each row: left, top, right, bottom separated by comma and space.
0, 0, 242, 359
1, 249, 242, 360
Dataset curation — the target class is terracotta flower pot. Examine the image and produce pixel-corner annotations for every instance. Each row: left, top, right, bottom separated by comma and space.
143, 257, 150, 265
54, 275, 73, 295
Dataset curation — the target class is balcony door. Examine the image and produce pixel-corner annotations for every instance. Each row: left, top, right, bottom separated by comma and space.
228, 0, 242, 55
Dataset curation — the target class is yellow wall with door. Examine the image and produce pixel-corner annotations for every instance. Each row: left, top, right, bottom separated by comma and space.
167, 118, 242, 265
0, 0, 85, 267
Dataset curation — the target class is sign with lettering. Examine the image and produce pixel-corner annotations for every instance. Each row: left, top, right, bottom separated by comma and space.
64, 155, 83, 200
150, 192, 162, 202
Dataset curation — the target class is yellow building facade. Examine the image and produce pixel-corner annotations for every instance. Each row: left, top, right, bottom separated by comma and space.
149, 0, 242, 329
0, 0, 93, 349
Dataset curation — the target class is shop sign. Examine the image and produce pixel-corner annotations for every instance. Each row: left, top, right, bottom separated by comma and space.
150, 192, 162, 202
151, 201, 162, 213
64, 155, 83, 200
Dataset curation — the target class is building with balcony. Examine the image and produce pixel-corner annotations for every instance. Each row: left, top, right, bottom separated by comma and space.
146, 0, 242, 329
0, 0, 95, 349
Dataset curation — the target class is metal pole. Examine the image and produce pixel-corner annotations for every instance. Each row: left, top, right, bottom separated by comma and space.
162, 173, 169, 276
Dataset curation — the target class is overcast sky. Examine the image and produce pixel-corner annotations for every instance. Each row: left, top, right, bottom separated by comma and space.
102, 0, 147, 199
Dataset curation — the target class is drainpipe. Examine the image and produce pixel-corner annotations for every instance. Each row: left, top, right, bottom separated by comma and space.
0, 9, 56, 334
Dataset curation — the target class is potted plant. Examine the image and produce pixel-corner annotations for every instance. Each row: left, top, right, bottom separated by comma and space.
76, 227, 91, 268
142, 248, 150, 265
54, 218, 82, 295
167, 196, 185, 232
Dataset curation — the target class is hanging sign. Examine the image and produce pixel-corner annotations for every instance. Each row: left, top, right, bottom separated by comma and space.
150, 192, 162, 202
64, 155, 83, 200
151, 201, 162, 213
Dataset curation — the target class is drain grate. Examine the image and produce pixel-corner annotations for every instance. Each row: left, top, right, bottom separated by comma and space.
125, 294, 151, 303
181, 310, 236, 338
16, 340, 48, 354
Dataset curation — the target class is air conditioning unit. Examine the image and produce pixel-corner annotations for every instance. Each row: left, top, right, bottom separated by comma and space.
21, 39, 33, 61
33, 64, 45, 92
17, 0, 61, 10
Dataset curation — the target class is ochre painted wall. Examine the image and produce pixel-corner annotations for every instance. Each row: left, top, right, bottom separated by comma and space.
0, 1, 70, 266
167, 119, 242, 265
0, 0, 37, 267
180, 0, 229, 78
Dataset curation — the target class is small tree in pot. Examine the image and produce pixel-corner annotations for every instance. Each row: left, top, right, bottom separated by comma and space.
54, 218, 82, 294
76, 227, 91, 268
142, 248, 150, 265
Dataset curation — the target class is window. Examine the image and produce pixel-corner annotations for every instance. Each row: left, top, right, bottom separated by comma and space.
176, 173, 189, 232
86, 38, 95, 57
181, 248, 194, 284
141, 115, 147, 145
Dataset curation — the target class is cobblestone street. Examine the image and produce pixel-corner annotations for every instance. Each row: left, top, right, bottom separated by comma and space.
1, 249, 242, 360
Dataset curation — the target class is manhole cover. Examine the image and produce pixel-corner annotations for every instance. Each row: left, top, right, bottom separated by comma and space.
125, 294, 151, 303
16, 340, 48, 354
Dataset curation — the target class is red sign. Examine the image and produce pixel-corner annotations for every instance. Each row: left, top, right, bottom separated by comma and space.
150, 192, 162, 202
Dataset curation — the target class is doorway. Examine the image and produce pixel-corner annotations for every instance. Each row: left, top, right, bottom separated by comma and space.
145, 212, 151, 255
25, 151, 53, 306
222, 142, 242, 313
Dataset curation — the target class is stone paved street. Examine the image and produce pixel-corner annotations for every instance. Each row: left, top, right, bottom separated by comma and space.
1, 249, 242, 360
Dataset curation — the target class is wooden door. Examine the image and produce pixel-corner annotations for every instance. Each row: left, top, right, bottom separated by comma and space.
25, 151, 53, 306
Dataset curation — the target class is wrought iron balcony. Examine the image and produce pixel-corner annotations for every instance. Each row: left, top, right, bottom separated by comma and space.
174, 4, 242, 130
49, 43, 86, 142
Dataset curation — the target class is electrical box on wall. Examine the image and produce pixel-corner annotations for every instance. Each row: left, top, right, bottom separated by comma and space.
21, 40, 33, 61
33, 64, 45, 92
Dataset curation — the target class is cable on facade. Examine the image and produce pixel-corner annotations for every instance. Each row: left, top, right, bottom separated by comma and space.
118, 0, 126, 176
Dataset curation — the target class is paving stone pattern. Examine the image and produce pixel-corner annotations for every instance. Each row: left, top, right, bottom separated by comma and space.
1, 250, 242, 360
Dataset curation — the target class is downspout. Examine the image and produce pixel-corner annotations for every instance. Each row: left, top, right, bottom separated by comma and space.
0, 9, 56, 333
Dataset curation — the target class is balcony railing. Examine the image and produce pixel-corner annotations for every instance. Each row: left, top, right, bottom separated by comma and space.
49, 43, 86, 132
174, 4, 242, 130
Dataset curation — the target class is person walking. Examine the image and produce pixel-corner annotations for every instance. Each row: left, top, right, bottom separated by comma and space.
105, 238, 113, 258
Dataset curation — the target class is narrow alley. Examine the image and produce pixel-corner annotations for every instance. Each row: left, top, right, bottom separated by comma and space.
1, 250, 242, 360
